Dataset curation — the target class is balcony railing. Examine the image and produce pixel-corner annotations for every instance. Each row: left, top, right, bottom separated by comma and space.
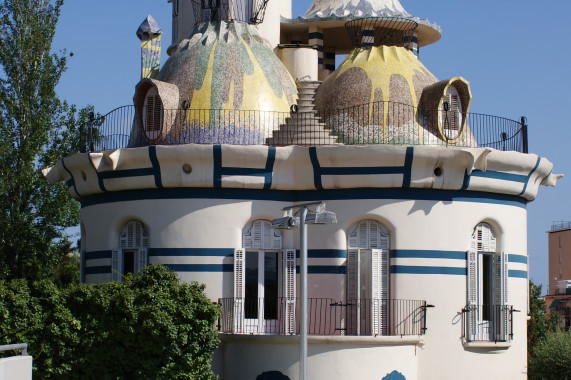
551, 221, 571, 231
462, 304, 516, 343
217, 297, 430, 336
79, 102, 528, 153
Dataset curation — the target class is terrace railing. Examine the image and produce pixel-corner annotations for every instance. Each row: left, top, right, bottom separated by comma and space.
462, 304, 516, 343
217, 297, 430, 337
79, 102, 528, 153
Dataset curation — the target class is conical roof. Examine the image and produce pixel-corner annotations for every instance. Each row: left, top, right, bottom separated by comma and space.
300, 0, 441, 47
305, 0, 409, 19
136, 15, 163, 40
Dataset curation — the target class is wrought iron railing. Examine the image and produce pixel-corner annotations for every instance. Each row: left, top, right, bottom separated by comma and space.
462, 304, 516, 343
217, 297, 430, 336
191, 0, 270, 25
79, 102, 528, 153
551, 221, 571, 231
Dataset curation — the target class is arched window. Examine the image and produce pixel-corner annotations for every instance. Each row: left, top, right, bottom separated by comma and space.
112, 221, 149, 282
143, 87, 163, 140
233, 220, 295, 334
347, 220, 390, 336
467, 223, 508, 342
440, 85, 463, 141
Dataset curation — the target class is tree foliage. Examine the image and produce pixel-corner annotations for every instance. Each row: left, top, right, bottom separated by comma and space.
0, 264, 221, 379
528, 329, 571, 380
0, 0, 84, 280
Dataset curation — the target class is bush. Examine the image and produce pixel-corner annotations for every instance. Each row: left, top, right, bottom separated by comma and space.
528, 329, 571, 380
0, 264, 220, 379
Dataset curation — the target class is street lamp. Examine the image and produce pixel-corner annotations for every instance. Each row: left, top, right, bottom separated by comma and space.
272, 201, 337, 380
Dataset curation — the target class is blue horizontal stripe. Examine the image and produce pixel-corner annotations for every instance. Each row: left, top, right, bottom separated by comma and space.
221, 167, 271, 176
508, 254, 527, 264
85, 250, 112, 260
295, 249, 346, 259
470, 170, 528, 184
81, 188, 527, 209
320, 166, 404, 176
362, 30, 375, 36
391, 265, 467, 276
308, 265, 345, 274
85, 266, 111, 275
392, 250, 466, 260
308, 32, 323, 39
99, 167, 155, 180
150, 248, 234, 257
509, 270, 527, 278
165, 264, 233, 272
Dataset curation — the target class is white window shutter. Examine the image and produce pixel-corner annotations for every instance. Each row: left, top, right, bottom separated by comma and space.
369, 222, 379, 249
112, 249, 121, 282
233, 248, 245, 333
467, 249, 477, 340
492, 252, 509, 341
347, 249, 359, 335
358, 222, 368, 248
135, 248, 148, 274
283, 249, 296, 335
371, 249, 382, 336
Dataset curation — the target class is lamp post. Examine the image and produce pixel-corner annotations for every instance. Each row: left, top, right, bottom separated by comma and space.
272, 201, 337, 380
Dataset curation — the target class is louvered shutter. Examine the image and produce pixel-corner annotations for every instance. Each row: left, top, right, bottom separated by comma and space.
112, 249, 121, 282
492, 252, 509, 341
371, 249, 382, 336
358, 222, 368, 248
369, 222, 379, 249
347, 249, 359, 335
450, 95, 459, 131
253, 221, 263, 249
135, 248, 148, 274
467, 249, 477, 340
283, 249, 296, 335
233, 248, 245, 333
262, 221, 272, 249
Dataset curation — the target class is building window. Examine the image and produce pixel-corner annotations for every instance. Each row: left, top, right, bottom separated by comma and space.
112, 221, 149, 282
143, 87, 163, 140
467, 223, 508, 341
440, 85, 462, 141
347, 220, 390, 336
234, 220, 295, 334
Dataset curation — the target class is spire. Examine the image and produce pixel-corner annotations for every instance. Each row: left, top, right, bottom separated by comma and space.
136, 15, 163, 79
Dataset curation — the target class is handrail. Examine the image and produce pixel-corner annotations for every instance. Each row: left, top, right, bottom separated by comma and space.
79, 101, 527, 153
0, 343, 28, 356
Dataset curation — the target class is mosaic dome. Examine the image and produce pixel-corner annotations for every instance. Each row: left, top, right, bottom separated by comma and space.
315, 45, 474, 145
145, 22, 297, 145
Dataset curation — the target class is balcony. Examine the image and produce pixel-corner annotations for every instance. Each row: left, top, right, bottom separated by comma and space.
462, 304, 516, 344
217, 298, 430, 337
79, 102, 528, 154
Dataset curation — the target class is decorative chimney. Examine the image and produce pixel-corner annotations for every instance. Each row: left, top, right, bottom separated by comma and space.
136, 15, 163, 79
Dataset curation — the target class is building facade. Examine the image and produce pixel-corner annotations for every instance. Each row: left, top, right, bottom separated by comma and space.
545, 221, 571, 331
44, 0, 561, 379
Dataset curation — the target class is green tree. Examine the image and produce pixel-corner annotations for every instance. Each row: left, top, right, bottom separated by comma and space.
0, 0, 82, 281
0, 265, 221, 379
528, 281, 559, 359
528, 329, 571, 380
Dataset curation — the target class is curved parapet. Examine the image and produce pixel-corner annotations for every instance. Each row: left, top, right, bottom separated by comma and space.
43, 144, 559, 202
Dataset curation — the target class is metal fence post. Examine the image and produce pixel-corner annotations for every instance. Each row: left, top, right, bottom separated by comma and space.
88, 111, 95, 152
521, 116, 528, 154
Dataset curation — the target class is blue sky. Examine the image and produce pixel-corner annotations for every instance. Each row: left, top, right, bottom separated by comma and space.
53, 0, 570, 294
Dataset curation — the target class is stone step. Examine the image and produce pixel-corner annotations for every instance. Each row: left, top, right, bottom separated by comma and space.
266, 136, 339, 146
